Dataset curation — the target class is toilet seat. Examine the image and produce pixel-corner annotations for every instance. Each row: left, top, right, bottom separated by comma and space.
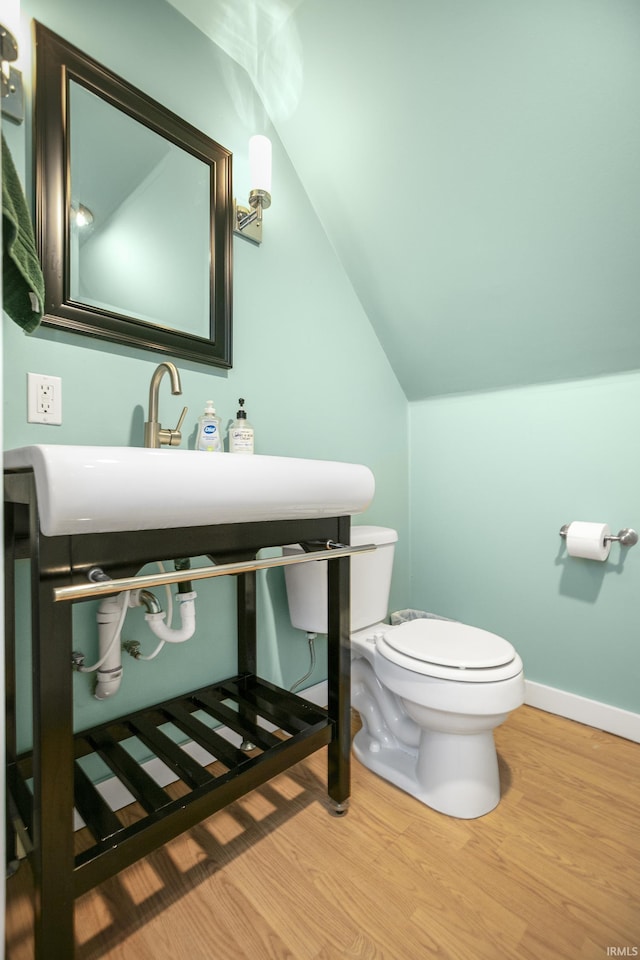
375, 619, 523, 683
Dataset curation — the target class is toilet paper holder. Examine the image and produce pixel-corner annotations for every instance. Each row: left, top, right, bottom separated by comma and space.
559, 524, 639, 547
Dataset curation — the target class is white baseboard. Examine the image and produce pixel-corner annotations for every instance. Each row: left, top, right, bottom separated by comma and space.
525, 680, 640, 744
296, 679, 328, 707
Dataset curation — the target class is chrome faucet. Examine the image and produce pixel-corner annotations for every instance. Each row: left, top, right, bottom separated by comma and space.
144, 361, 188, 448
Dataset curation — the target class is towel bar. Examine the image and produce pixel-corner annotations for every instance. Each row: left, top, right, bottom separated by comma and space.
53, 541, 376, 602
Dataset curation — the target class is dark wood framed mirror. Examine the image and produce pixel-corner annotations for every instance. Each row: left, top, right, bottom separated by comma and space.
34, 21, 233, 367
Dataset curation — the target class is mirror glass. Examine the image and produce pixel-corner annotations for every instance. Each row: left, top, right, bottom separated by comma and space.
69, 82, 211, 337
35, 22, 233, 367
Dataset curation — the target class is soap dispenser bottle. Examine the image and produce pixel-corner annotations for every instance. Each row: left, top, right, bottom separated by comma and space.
196, 400, 223, 452
228, 398, 254, 454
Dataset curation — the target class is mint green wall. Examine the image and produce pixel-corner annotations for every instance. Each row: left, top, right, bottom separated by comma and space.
409, 374, 640, 712
3, 0, 409, 746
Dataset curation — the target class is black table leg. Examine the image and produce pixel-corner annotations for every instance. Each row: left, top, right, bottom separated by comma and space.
327, 517, 351, 812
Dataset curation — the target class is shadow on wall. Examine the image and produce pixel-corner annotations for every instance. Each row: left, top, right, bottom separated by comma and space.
555, 541, 632, 603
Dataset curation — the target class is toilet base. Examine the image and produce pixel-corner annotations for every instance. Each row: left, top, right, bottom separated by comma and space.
353, 725, 501, 819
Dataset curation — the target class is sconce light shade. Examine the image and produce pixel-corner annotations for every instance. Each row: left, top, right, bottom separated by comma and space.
249, 135, 272, 194
234, 135, 272, 245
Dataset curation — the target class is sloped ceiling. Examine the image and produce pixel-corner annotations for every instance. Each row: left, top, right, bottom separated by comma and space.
168, 0, 640, 400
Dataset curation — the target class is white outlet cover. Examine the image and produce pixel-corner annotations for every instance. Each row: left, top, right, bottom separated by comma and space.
27, 372, 62, 425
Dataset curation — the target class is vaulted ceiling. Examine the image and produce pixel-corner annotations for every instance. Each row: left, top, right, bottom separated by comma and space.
168, 0, 640, 400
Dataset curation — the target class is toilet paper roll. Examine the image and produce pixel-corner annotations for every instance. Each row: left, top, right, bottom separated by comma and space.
565, 521, 611, 561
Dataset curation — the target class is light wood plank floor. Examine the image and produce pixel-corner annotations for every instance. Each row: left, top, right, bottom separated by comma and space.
6, 705, 640, 959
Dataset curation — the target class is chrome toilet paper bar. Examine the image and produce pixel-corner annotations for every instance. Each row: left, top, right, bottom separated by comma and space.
559, 524, 638, 546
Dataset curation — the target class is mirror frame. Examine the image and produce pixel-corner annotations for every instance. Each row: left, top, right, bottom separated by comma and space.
34, 21, 233, 368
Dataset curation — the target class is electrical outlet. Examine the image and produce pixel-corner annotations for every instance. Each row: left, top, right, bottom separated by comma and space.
27, 373, 62, 425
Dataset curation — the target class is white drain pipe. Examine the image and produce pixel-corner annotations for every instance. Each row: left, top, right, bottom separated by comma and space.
123, 589, 198, 662
142, 590, 197, 644
93, 592, 130, 700
89, 587, 197, 699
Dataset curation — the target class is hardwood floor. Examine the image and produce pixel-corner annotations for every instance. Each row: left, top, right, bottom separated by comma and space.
6, 705, 640, 959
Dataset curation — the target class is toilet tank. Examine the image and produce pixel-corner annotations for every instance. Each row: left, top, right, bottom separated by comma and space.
283, 525, 398, 634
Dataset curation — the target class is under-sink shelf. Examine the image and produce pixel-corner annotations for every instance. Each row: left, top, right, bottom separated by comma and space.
8, 673, 333, 895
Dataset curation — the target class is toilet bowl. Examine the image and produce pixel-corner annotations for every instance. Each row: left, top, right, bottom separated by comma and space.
283, 525, 524, 819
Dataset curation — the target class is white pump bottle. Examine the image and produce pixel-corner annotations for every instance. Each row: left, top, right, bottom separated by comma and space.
197, 400, 223, 452
228, 398, 254, 454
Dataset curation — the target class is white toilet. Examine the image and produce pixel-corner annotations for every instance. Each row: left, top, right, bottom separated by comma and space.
284, 525, 525, 819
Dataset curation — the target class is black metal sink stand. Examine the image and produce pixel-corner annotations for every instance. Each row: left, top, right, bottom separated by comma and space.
4, 468, 352, 960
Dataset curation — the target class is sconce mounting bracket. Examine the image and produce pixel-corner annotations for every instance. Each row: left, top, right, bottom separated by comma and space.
233, 200, 263, 245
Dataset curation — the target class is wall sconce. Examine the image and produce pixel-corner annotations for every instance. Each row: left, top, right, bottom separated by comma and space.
234, 135, 272, 246
1, 16, 24, 124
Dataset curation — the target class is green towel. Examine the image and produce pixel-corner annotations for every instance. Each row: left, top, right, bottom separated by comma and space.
2, 133, 44, 333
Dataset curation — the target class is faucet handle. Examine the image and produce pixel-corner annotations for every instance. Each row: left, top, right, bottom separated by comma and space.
159, 406, 188, 447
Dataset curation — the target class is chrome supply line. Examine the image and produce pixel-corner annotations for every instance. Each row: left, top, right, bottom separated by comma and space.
54, 542, 376, 603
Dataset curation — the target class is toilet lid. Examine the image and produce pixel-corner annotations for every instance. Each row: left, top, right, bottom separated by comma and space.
382, 619, 516, 669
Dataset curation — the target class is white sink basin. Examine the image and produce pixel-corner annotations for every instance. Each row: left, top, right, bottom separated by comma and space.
3, 445, 375, 537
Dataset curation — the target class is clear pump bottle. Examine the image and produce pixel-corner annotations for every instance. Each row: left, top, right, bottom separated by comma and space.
196, 400, 223, 452
228, 398, 254, 454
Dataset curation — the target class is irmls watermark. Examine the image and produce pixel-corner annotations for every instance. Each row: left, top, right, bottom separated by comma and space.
606, 949, 639, 957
